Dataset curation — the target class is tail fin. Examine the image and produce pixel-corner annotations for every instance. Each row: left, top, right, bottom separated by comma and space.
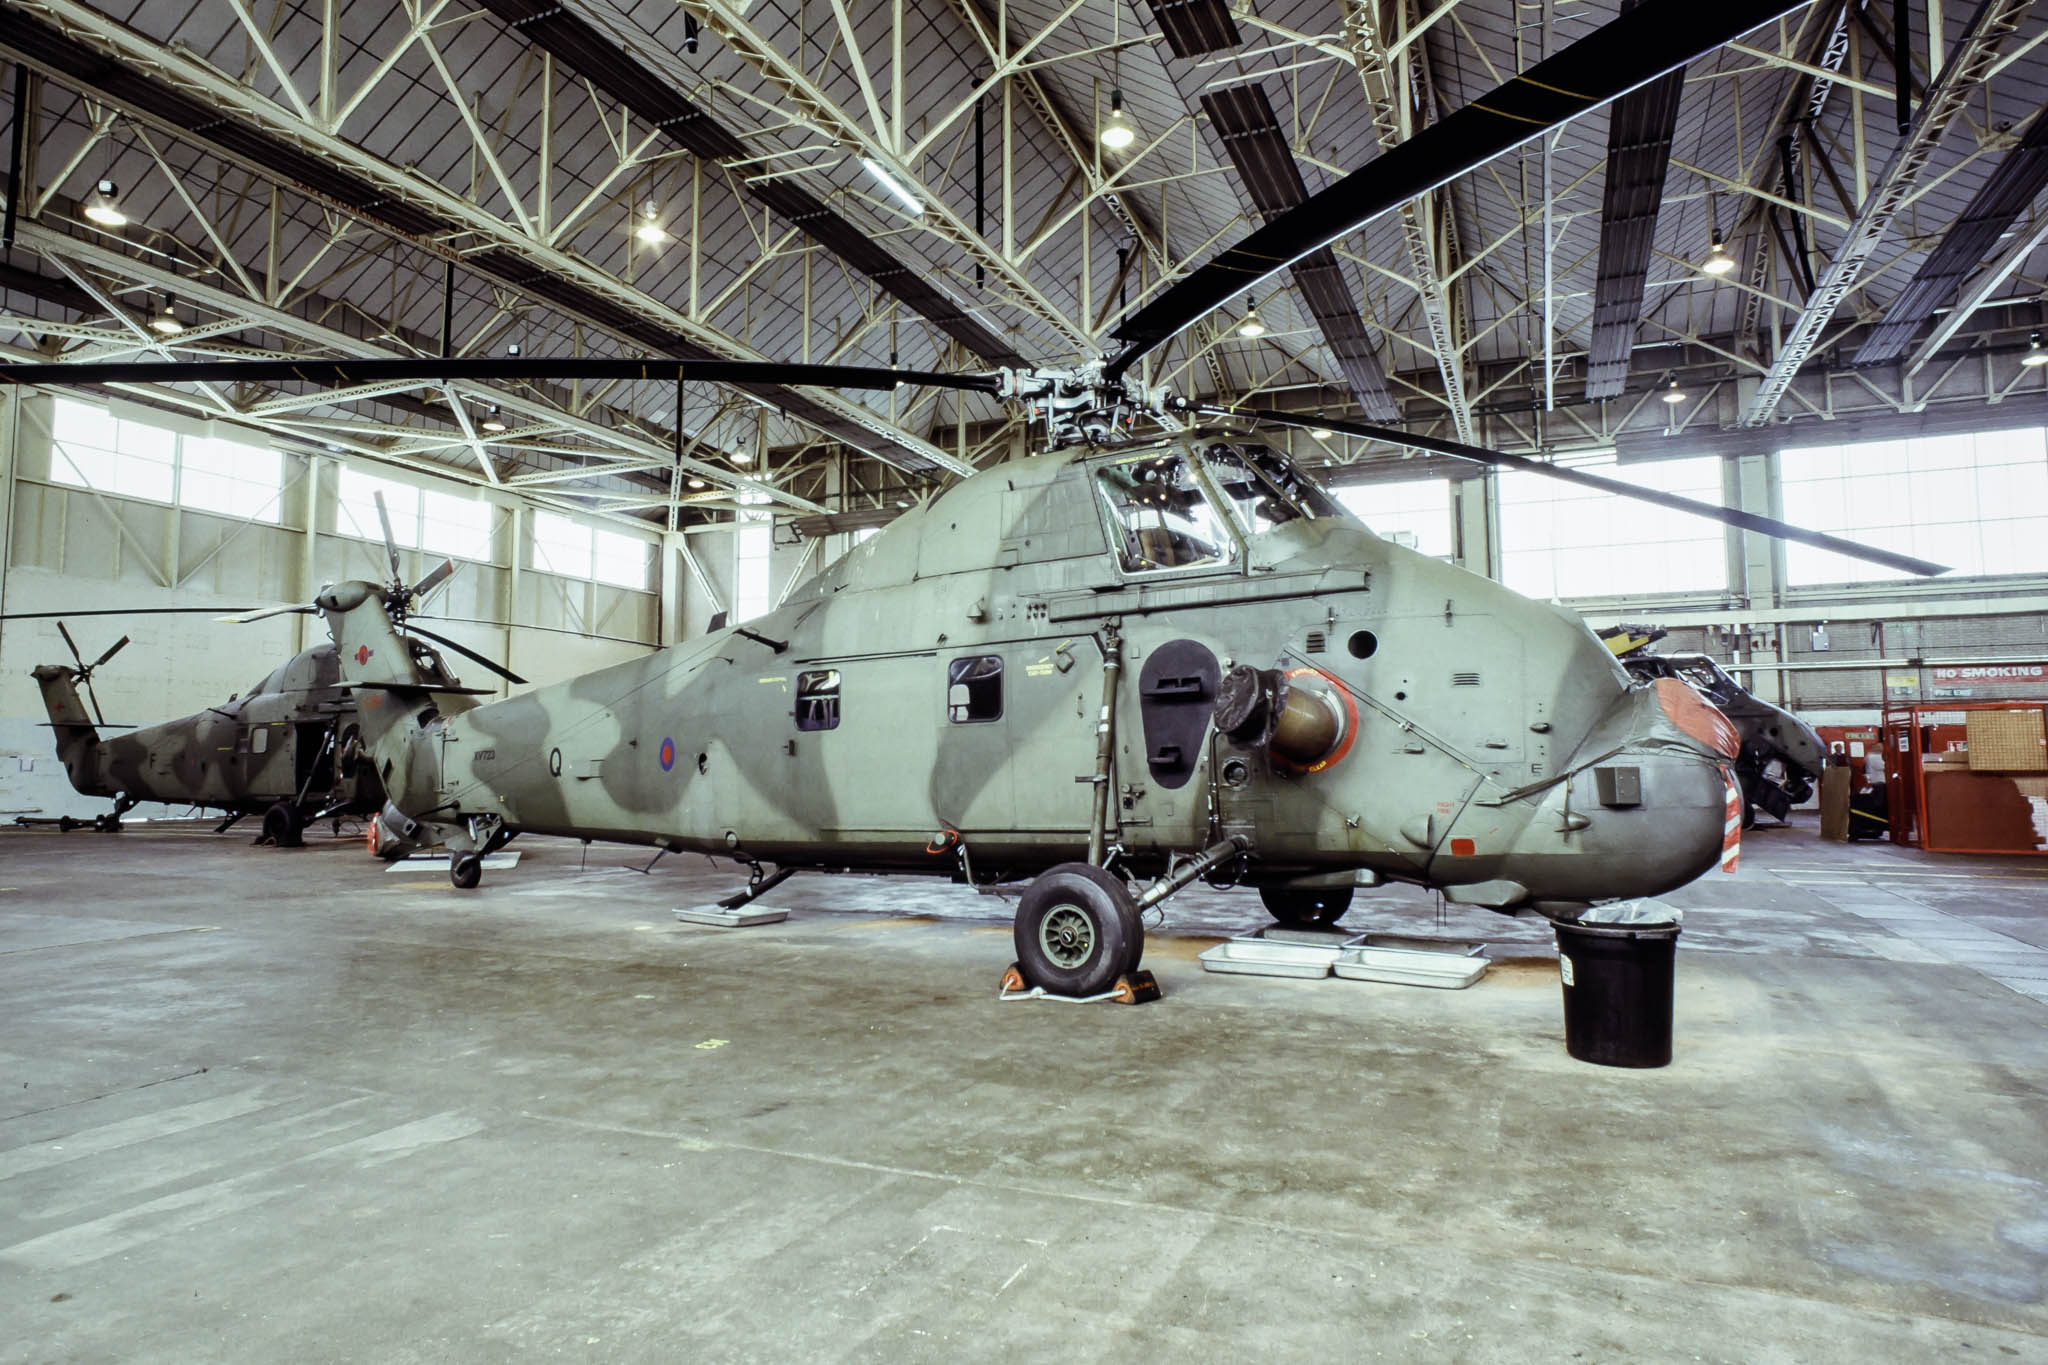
31, 663, 100, 791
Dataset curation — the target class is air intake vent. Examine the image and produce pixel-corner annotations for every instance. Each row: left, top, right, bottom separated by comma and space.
1452, 671, 1481, 687
1304, 631, 1326, 654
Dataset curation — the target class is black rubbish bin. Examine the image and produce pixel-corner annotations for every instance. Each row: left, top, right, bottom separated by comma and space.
1555, 911, 1682, 1068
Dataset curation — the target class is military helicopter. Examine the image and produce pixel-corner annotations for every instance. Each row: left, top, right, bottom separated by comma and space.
0, 0, 1950, 995
1602, 630, 1826, 827
9, 499, 522, 846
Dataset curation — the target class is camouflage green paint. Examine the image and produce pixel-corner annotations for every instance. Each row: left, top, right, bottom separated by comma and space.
30, 643, 384, 818
326, 435, 1735, 912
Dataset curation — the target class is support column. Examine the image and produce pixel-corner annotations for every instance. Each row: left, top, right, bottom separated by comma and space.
504, 501, 524, 685
658, 529, 686, 647
1453, 472, 1498, 580
295, 454, 324, 655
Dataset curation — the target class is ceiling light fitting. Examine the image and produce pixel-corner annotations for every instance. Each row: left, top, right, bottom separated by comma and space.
2024, 332, 2048, 368
1100, 89, 1136, 151
82, 178, 127, 228
1237, 300, 1266, 339
480, 404, 508, 433
1660, 379, 1686, 404
1701, 229, 1735, 277
859, 158, 924, 217
149, 295, 183, 335
634, 200, 670, 246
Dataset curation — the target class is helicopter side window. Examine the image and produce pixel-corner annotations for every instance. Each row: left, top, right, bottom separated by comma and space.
795, 669, 841, 731
1094, 455, 1230, 573
947, 656, 1003, 723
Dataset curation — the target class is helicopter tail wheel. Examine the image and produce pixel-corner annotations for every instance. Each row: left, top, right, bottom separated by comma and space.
259, 801, 304, 849
1013, 862, 1142, 997
450, 853, 483, 890
1259, 885, 1353, 929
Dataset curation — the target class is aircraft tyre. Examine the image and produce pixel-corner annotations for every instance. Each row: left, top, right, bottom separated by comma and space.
1260, 885, 1352, 929
450, 853, 483, 890
1014, 862, 1142, 997
261, 801, 304, 849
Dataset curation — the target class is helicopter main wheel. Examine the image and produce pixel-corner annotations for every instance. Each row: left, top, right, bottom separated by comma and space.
450, 853, 483, 890
1013, 862, 1142, 997
1259, 885, 1353, 929
260, 801, 304, 849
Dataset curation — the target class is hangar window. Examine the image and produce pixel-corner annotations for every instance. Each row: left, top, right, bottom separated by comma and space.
592, 526, 651, 590
947, 656, 1003, 723
1095, 453, 1231, 573
338, 468, 422, 549
532, 510, 592, 577
1779, 428, 2048, 583
1333, 478, 1455, 558
181, 435, 282, 524
422, 489, 493, 562
49, 397, 175, 504
734, 499, 774, 622
795, 670, 841, 731
1498, 454, 1727, 600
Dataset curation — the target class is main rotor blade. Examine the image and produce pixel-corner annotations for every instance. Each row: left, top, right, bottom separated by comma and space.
55, 620, 83, 670
217, 604, 317, 623
1104, 0, 1809, 379
373, 491, 403, 586
409, 558, 457, 604
0, 606, 257, 620
403, 623, 528, 686
0, 356, 1004, 395
1225, 406, 1950, 578
90, 635, 131, 670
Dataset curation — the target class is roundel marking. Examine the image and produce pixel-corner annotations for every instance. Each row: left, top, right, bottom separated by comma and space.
659, 737, 676, 772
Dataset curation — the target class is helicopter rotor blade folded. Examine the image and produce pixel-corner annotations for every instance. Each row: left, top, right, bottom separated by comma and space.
373, 490, 403, 587
1104, 0, 1810, 379
0, 606, 259, 620
216, 604, 317, 623
409, 558, 457, 604
90, 635, 131, 670
1229, 406, 1949, 579
55, 620, 84, 671
401, 623, 528, 686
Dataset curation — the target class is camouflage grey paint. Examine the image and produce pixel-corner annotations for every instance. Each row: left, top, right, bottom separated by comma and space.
31, 643, 385, 818
324, 437, 1736, 914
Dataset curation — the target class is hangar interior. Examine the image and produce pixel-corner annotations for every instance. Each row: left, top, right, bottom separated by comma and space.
3, 0, 2048, 1357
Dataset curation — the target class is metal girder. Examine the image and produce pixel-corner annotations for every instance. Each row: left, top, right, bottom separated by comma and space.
473, 0, 1025, 369
1856, 111, 2048, 365
1900, 194, 2048, 380
681, 0, 1090, 360
1583, 0, 1686, 402
3, 222, 826, 514
1338, 0, 1473, 440
1198, 82, 1397, 421
1, 0, 970, 478
1742, 0, 2035, 425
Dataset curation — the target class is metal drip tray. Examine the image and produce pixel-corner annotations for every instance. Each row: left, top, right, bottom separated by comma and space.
1333, 943, 1488, 989
1198, 939, 1339, 978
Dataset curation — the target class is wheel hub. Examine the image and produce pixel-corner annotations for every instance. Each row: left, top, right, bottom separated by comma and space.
1039, 904, 1096, 968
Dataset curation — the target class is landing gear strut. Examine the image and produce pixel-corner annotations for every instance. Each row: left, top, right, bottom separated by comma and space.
1009, 836, 1248, 997
446, 814, 516, 889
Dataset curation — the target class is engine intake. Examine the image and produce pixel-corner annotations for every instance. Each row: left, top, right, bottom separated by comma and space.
1214, 664, 1344, 768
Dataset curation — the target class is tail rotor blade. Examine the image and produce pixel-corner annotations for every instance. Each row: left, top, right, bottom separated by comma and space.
90, 635, 130, 670
409, 558, 457, 603
403, 623, 527, 685
373, 491, 402, 585
56, 620, 84, 671
81, 674, 107, 728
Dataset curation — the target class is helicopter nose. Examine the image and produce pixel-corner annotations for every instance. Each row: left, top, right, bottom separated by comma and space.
1438, 679, 1740, 913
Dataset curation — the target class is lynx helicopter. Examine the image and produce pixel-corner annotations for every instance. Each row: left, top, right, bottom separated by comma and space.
7, 497, 525, 844
0, 0, 1950, 995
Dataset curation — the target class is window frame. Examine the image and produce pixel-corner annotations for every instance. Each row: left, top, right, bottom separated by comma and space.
946, 655, 1005, 724
1088, 449, 1243, 581
795, 669, 842, 731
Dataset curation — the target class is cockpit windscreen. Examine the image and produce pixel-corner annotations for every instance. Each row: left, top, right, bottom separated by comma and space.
1199, 444, 1347, 537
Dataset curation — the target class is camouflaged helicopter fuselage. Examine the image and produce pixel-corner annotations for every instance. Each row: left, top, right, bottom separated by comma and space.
32, 644, 382, 816
327, 440, 1736, 912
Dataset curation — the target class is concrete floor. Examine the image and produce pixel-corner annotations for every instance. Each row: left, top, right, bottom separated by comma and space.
2, 819, 2046, 1362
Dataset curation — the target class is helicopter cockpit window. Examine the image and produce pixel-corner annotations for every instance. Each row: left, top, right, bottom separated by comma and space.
947, 656, 1003, 723
1094, 454, 1232, 573
795, 669, 840, 731
1200, 444, 1346, 537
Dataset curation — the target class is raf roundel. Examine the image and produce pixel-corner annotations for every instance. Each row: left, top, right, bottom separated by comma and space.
354, 644, 373, 666
659, 737, 676, 772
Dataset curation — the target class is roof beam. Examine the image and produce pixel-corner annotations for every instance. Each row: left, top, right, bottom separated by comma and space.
1338, 0, 1473, 439
1583, 0, 1686, 401
680, 0, 1091, 359
472, 0, 1025, 369
1856, 111, 2048, 365
0, 0, 968, 477
1198, 82, 1397, 421
1742, 0, 2035, 425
